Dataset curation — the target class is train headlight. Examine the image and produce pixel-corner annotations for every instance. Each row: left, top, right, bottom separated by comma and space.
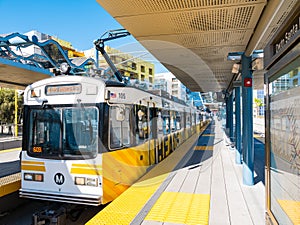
75, 177, 98, 187
34, 174, 44, 182
24, 173, 43, 182
24, 173, 33, 181
86, 178, 98, 187
75, 177, 85, 185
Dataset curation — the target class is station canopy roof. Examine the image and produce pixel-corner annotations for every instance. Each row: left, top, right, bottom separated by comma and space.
97, 0, 298, 93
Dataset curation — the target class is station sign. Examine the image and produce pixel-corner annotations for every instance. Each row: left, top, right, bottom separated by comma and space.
264, 5, 300, 70
274, 16, 299, 54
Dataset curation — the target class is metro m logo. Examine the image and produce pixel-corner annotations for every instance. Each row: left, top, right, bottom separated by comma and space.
54, 173, 65, 185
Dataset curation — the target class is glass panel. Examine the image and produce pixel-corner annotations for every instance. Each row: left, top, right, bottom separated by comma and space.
157, 109, 164, 137
28, 106, 98, 158
186, 111, 191, 128
123, 108, 131, 145
109, 106, 122, 149
29, 109, 61, 155
109, 106, 131, 149
135, 105, 148, 141
63, 107, 98, 156
269, 65, 300, 225
170, 111, 176, 132
270, 68, 299, 96
162, 109, 170, 135
176, 111, 181, 130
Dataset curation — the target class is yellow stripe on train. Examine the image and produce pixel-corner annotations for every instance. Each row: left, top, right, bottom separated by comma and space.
21, 165, 46, 172
21, 161, 46, 172
22, 161, 45, 165
71, 164, 102, 176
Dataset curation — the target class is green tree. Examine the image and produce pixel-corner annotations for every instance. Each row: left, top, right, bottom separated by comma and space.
253, 98, 264, 118
254, 98, 263, 108
0, 88, 23, 124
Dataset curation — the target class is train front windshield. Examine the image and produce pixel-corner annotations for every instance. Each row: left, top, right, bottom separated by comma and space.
28, 106, 99, 159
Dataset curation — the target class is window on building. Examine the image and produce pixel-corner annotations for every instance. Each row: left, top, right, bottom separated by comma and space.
141, 65, 145, 73
130, 72, 138, 79
149, 68, 153, 75
132, 62, 136, 70
111, 56, 117, 63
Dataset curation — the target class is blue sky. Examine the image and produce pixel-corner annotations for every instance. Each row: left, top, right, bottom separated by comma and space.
0, 0, 168, 72
0, 0, 166, 72
0, 0, 135, 50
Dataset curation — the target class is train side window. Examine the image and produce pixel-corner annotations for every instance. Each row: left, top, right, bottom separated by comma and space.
162, 109, 170, 135
196, 111, 201, 124
170, 110, 176, 132
179, 111, 184, 130
192, 113, 196, 126
109, 106, 130, 150
176, 111, 182, 130
150, 107, 157, 139
186, 111, 191, 128
135, 105, 149, 142
157, 109, 163, 137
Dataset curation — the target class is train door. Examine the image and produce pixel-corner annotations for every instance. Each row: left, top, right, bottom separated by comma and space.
135, 104, 154, 166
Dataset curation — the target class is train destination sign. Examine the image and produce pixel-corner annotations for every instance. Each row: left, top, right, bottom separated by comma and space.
45, 84, 82, 95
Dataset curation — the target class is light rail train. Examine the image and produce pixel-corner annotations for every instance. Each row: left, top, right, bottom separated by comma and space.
19, 75, 203, 205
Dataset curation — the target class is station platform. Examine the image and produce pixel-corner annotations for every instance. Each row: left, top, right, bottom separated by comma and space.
0, 135, 22, 151
87, 120, 265, 225
0, 136, 21, 198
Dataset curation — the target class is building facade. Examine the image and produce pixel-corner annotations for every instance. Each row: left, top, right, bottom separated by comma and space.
25, 30, 84, 58
154, 72, 187, 102
85, 46, 155, 90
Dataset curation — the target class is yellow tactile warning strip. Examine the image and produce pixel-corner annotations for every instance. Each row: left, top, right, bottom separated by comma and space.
0, 173, 21, 197
277, 199, 300, 224
87, 122, 211, 225
145, 192, 210, 225
86, 174, 168, 225
86, 133, 200, 225
0, 147, 21, 153
194, 145, 214, 150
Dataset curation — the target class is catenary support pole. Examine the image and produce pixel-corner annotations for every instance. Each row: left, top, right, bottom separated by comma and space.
228, 93, 234, 142
235, 86, 242, 164
241, 54, 254, 185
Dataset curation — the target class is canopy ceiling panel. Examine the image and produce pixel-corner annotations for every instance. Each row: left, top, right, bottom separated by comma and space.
97, 0, 297, 92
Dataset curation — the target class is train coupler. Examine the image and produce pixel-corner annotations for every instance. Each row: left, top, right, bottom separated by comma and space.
32, 205, 67, 225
